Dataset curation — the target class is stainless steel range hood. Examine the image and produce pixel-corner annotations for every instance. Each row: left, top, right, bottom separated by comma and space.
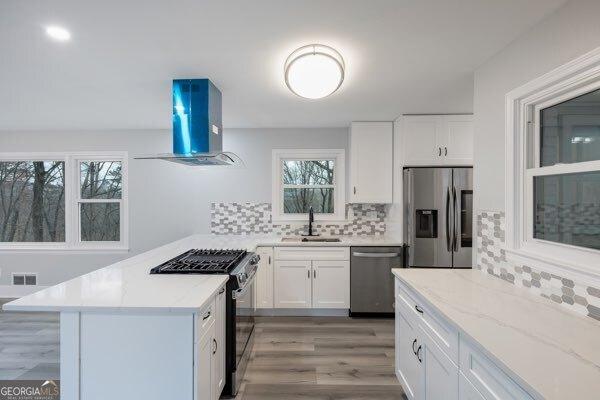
136, 79, 243, 166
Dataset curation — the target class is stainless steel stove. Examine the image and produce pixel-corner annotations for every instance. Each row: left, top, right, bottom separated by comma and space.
150, 248, 259, 397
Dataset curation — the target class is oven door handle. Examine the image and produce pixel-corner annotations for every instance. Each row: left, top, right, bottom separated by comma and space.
232, 274, 256, 300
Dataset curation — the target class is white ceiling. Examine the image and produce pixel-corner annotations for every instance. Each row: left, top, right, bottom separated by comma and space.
0, 0, 567, 130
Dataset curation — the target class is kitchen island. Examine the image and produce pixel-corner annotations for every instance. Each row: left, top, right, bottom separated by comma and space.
392, 268, 600, 400
3, 233, 403, 400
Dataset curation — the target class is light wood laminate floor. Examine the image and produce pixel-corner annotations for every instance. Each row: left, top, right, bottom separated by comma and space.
0, 302, 405, 399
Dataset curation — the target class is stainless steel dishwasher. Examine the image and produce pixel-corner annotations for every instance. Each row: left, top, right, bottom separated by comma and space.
350, 246, 403, 316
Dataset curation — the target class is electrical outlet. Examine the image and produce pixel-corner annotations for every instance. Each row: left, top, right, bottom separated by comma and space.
12, 273, 37, 286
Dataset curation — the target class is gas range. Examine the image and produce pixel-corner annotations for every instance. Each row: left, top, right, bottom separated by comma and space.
150, 249, 260, 291
149, 248, 259, 396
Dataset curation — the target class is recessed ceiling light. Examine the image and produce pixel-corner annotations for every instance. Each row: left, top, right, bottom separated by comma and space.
284, 44, 345, 99
45, 25, 71, 42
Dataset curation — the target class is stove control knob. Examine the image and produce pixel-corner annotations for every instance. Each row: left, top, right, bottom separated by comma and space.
251, 255, 260, 265
239, 273, 247, 283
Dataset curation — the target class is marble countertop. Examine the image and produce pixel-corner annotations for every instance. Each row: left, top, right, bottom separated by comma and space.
392, 268, 600, 400
3, 234, 402, 313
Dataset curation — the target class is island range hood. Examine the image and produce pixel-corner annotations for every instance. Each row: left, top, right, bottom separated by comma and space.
136, 79, 242, 166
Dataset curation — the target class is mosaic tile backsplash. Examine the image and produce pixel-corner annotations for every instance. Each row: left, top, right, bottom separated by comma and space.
211, 202, 386, 236
477, 210, 600, 321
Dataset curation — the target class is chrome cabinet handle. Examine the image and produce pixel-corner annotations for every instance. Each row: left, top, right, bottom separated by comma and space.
268, 255, 271, 265
444, 147, 448, 156
415, 304, 424, 314
212, 338, 217, 355
412, 339, 417, 355
352, 252, 400, 258
313, 269, 316, 279
416, 345, 422, 362
203, 310, 211, 320
353, 186, 357, 195
438, 147, 441, 156
218, 287, 225, 295
308, 270, 310, 279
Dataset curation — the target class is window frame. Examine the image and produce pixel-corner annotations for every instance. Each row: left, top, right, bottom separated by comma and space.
0, 151, 128, 252
272, 149, 345, 222
506, 47, 600, 280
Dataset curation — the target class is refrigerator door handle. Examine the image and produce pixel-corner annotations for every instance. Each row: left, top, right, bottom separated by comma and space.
452, 186, 458, 251
445, 186, 451, 252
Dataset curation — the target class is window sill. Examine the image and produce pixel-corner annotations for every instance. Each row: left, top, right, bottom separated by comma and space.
505, 246, 600, 286
0, 246, 130, 254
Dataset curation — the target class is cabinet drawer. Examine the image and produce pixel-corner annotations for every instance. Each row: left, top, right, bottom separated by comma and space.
396, 278, 459, 364
460, 338, 534, 400
195, 298, 215, 342
274, 246, 349, 261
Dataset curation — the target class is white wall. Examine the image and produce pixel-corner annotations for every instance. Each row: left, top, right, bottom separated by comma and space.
0, 128, 347, 286
474, 0, 600, 212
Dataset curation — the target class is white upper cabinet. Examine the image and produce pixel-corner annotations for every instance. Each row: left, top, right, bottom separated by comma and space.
400, 115, 473, 166
349, 121, 393, 203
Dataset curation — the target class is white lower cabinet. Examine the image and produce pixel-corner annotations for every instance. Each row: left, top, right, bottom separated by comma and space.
196, 320, 214, 400
395, 277, 534, 400
312, 260, 350, 308
255, 247, 274, 308
459, 373, 485, 400
395, 299, 422, 400
195, 285, 226, 400
273, 247, 350, 310
421, 331, 458, 400
213, 286, 226, 399
274, 260, 312, 308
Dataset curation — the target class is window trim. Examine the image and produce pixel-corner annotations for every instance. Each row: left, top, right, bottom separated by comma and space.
505, 47, 600, 282
272, 149, 346, 222
0, 151, 128, 252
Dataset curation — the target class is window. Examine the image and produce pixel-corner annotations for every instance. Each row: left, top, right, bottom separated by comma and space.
0, 152, 128, 251
272, 149, 345, 221
506, 48, 600, 276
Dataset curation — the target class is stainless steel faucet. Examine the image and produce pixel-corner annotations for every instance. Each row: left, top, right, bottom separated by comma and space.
307, 206, 317, 236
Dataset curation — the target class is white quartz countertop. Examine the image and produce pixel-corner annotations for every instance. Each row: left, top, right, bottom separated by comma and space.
392, 268, 600, 400
3, 234, 402, 313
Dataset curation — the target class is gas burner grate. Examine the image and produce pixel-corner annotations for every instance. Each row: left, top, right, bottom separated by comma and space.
150, 249, 247, 274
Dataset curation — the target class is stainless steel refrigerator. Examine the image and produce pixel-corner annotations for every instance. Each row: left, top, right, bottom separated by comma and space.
403, 167, 473, 268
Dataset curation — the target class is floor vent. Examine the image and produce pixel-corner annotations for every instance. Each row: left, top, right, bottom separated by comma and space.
13, 273, 37, 286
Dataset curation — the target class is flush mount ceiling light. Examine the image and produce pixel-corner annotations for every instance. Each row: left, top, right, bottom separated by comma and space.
45, 25, 71, 41
284, 44, 345, 99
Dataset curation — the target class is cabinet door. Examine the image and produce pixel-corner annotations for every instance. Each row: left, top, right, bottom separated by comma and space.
311, 260, 349, 309
255, 247, 274, 309
443, 115, 473, 165
402, 116, 443, 166
350, 121, 393, 203
196, 322, 214, 400
422, 331, 458, 400
395, 299, 422, 400
274, 260, 312, 308
459, 372, 485, 400
213, 287, 226, 399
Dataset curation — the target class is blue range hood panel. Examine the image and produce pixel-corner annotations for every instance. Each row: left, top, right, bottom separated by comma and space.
172, 79, 222, 155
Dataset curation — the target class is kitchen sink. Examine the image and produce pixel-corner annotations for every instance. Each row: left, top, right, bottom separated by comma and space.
281, 236, 342, 243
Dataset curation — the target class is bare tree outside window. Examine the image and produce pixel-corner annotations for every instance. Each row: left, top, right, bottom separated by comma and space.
282, 160, 335, 214
0, 161, 65, 242
79, 161, 122, 241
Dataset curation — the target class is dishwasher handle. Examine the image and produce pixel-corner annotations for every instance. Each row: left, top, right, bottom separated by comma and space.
352, 252, 400, 258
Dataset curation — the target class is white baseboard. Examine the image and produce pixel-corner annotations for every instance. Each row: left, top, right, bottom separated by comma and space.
254, 308, 349, 317
0, 285, 48, 299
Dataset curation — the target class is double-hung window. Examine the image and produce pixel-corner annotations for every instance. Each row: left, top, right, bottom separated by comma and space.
0, 152, 128, 251
272, 149, 345, 221
506, 49, 600, 276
